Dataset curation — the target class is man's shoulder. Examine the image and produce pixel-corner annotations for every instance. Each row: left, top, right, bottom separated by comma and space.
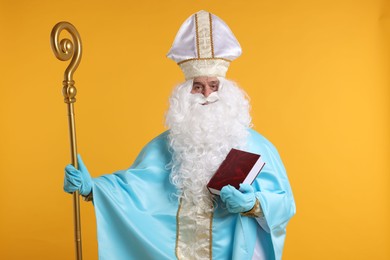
247, 128, 273, 146
246, 128, 280, 156
147, 130, 170, 147
129, 131, 171, 169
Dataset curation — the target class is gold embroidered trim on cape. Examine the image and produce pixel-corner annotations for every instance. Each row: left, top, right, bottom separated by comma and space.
209, 210, 213, 258
175, 198, 182, 259
175, 198, 214, 259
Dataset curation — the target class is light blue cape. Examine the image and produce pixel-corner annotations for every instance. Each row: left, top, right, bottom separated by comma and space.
92, 129, 295, 259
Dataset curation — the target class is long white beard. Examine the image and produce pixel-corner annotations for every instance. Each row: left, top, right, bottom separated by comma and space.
165, 78, 252, 259
165, 77, 252, 208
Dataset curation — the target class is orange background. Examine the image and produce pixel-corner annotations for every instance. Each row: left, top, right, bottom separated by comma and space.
0, 0, 389, 259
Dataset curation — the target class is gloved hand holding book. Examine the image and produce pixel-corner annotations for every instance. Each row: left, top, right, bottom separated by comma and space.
220, 183, 256, 213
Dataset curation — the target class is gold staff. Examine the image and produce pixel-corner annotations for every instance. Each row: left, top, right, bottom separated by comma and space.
50, 21, 83, 260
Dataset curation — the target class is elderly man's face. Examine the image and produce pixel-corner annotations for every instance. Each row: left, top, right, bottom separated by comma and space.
191, 76, 219, 97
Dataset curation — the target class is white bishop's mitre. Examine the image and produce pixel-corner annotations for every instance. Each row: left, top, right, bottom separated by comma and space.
167, 10, 242, 80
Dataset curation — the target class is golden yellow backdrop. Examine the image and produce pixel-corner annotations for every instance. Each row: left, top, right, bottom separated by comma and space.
0, 0, 389, 259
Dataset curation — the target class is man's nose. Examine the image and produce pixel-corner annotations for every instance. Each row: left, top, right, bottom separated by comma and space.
203, 86, 213, 97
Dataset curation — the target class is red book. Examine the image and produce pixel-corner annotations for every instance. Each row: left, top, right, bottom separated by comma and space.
207, 148, 265, 195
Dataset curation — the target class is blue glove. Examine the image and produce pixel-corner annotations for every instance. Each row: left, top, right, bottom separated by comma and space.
220, 183, 256, 214
64, 154, 93, 196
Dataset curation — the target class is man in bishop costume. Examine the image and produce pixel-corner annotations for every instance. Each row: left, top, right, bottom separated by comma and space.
64, 10, 296, 260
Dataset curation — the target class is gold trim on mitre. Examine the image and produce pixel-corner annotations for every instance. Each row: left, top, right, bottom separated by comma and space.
196, 10, 213, 59
195, 13, 200, 59
209, 12, 215, 58
179, 58, 230, 80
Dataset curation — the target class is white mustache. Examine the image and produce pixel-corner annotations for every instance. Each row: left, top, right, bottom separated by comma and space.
192, 92, 220, 105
